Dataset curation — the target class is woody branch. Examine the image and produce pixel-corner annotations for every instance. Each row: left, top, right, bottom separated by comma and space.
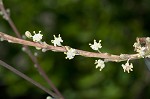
0, 32, 142, 62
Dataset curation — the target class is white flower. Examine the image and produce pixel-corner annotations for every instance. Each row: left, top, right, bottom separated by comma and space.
22, 47, 26, 52
42, 48, 47, 52
133, 40, 147, 57
89, 40, 102, 51
25, 31, 43, 42
65, 48, 76, 59
32, 31, 43, 42
46, 96, 52, 99
25, 31, 32, 38
95, 59, 105, 71
146, 37, 150, 42
0, 37, 4, 41
122, 60, 133, 73
136, 47, 146, 57
133, 42, 140, 49
51, 34, 63, 46
34, 52, 38, 56
35, 47, 41, 50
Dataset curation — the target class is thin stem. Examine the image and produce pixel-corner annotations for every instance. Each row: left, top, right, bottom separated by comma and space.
0, 60, 60, 99
0, 1, 64, 98
26, 49, 64, 99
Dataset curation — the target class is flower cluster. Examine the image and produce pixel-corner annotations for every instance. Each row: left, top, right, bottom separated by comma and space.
133, 40, 145, 58
146, 37, 150, 42
51, 34, 63, 46
121, 59, 133, 73
89, 40, 102, 51
95, 59, 105, 71
51, 34, 76, 59
24, 30, 149, 73
133, 37, 150, 58
25, 31, 43, 42
25, 31, 43, 50
25, 31, 77, 59
89, 40, 105, 71
32, 31, 43, 42
64, 47, 76, 60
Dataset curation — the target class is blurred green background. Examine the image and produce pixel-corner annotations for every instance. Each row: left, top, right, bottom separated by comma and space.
0, 0, 150, 99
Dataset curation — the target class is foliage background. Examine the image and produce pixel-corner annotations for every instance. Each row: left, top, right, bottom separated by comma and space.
0, 0, 150, 99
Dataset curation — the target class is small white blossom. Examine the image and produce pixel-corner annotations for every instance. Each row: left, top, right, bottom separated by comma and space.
46, 96, 52, 99
41, 42, 48, 52
89, 40, 102, 51
122, 60, 133, 73
65, 48, 76, 59
136, 47, 146, 57
41, 48, 47, 52
35, 47, 41, 50
6, 9, 10, 17
133, 42, 140, 50
0, 9, 9, 20
95, 59, 105, 71
146, 55, 150, 58
146, 37, 150, 42
22, 35, 27, 39
22, 47, 26, 52
25, 31, 43, 42
51, 34, 63, 46
0, 37, 4, 41
25, 31, 32, 38
34, 52, 38, 56
32, 31, 43, 42
8, 40, 12, 43
133, 40, 147, 57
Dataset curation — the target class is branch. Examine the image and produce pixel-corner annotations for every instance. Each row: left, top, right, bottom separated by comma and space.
0, 1, 64, 98
0, 59, 60, 99
0, 32, 141, 62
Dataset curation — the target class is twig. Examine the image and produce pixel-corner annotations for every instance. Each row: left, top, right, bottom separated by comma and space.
0, 59, 60, 99
0, 32, 141, 62
0, 1, 64, 99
